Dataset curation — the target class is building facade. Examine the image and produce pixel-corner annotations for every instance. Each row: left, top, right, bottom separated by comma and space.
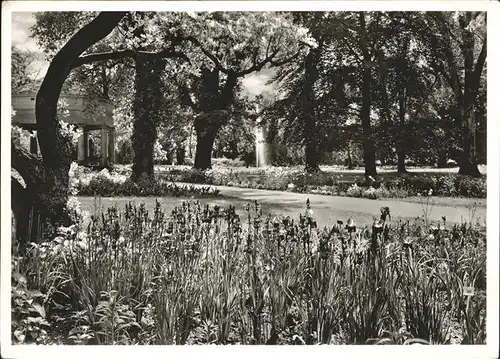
12, 93, 116, 166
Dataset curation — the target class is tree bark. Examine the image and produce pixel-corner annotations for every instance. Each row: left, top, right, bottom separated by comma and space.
361, 65, 377, 177
458, 102, 481, 177
191, 69, 237, 170
396, 147, 407, 173
193, 111, 226, 170
16, 12, 127, 228
131, 55, 166, 180
358, 13, 377, 178
347, 140, 354, 169
194, 129, 217, 170
302, 48, 321, 173
457, 14, 483, 177
396, 84, 408, 174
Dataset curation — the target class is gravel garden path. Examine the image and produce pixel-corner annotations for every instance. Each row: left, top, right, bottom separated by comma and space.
179, 183, 486, 226
79, 182, 486, 227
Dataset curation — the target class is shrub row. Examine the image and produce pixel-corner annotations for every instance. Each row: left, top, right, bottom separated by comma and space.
70, 164, 220, 198
168, 167, 486, 199
78, 176, 219, 197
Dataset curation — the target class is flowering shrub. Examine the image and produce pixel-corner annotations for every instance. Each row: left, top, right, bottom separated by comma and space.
11, 125, 33, 150
346, 183, 363, 197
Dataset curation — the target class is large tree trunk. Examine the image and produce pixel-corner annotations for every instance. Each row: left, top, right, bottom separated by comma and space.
192, 69, 237, 170
361, 66, 377, 178
346, 140, 354, 169
457, 16, 483, 178
458, 102, 481, 177
193, 112, 226, 170
358, 13, 377, 179
131, 55, 166, 181
13, 12, 126, 231
305, 143, 320, 173
437, 152, 447, 168
194, 129, 217, 170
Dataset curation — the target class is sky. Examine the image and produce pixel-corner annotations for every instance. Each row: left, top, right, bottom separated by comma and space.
11, 11, 273, 98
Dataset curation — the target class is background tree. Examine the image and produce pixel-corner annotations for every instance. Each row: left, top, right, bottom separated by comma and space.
372, 13, 439, 172
415, 12, 486, 177
268, 12, 351, 172
169, 11, 312, 169
11, 47, 40, 93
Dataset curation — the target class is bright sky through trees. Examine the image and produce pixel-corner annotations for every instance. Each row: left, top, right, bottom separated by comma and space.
11, 11, 274, 98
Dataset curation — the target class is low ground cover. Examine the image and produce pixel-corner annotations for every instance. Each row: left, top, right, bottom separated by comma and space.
12, 199, 486, 345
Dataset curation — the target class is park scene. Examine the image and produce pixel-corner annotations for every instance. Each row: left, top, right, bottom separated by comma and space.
10, 11, 487, 345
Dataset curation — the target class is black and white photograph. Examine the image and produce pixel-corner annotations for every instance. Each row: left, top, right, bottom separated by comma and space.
1, 1, 498, 358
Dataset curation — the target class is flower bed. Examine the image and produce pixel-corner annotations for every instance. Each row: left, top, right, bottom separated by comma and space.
12, 199, 486, 345
165, 166, 486, 199
69, 163, 220, 198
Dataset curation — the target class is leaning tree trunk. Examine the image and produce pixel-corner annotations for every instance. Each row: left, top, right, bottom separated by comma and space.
361, 66, 377, 178
131, 55, 166, 181
11, 12, 127, 237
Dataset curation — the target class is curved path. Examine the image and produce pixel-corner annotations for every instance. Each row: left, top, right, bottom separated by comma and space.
79, 183, 486, 227
185, 183, 486, 226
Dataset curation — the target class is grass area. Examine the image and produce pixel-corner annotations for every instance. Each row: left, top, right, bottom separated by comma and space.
12, 199, 486, 345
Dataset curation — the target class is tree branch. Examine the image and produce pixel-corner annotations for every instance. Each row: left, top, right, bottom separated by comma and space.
72, 48, 189, 68
471, 32, 487, 94
185, 35, 230, 74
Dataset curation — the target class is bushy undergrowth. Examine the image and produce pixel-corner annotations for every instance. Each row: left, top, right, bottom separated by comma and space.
70, 164, 220, 198
12, 199, 486, 345
167, 167, 486, 199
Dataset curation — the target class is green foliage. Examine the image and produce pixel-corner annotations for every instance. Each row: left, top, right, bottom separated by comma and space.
74, 168, 220, 197
11, 47, 40, 93
11, 270, 51, 344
